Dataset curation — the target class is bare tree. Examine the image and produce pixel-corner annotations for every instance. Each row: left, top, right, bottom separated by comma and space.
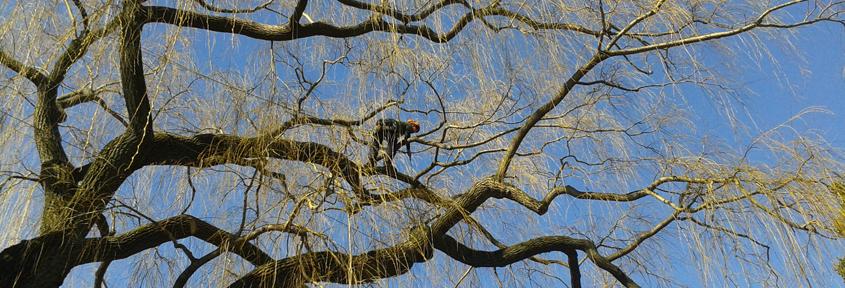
0, 0, 843, 287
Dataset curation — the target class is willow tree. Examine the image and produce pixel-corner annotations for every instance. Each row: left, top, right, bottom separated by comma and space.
0, 0, 843, 287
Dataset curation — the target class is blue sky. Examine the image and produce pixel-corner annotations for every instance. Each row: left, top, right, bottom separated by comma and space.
693, 23, 844, 146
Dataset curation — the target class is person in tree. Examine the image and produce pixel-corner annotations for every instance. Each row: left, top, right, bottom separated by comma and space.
368, 118, 420, 168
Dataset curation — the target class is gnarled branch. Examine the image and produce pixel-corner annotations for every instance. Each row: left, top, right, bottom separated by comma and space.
228, 227, 433, 288
433, 234, 639, 287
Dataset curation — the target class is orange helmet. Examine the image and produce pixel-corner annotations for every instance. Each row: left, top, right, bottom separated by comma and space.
407, 119, 420, 132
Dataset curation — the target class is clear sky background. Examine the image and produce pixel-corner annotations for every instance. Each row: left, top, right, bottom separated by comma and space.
698, 23, 845, 148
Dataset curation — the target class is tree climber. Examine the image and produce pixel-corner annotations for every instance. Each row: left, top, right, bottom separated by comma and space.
368, 118, 420, 168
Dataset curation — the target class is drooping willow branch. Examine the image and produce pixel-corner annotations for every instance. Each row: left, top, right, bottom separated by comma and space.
494, 0, 844, 180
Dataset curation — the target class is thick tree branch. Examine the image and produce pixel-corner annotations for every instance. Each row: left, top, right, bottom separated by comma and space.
142, 5, 600, 43
174, 250, 223, 288
68, 131, 447, 207
356, 186, 450, 209
71, 133, 344, 191
493, 183, 568, 215
560, 185, 650, 201
433, 234, 639, 287
82, 214, 273, 265
30, 9, 122, 167
146, 132, 369, 197
430, 178, 506, 236
335, 0, 602, 36
228, 227, 433, 287
335, 0, 469, 23
31, 11, 123, 223
172, 202, 321, 287
0, 49, 48, 84
154, 132, 454, 206
461, 215, 567, 266
0, 215, 273, 287
49, 3, 153, 234
566, 249, 582, 288
191, 0, 273, 13
290, 0, 309, 27
118, 4, 152, 134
